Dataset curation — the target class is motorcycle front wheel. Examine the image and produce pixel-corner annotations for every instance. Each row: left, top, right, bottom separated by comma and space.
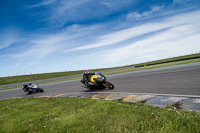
104, 81, 114, 89
38, 88, 44, 92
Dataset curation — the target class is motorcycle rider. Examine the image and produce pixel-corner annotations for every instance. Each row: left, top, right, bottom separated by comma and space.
22, 83, 28, 90
81, 70, 96, 89
22, 83, 33, 90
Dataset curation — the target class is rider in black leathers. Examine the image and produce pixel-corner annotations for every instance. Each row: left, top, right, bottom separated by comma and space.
22, 83, 33, 90
81, 70, 96, 89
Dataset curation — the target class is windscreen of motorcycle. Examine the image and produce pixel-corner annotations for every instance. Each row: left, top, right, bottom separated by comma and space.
90, 75, 98, 83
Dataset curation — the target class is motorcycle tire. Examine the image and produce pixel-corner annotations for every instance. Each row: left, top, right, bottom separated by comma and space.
39, 88, 44, 92
27, 91, 32, 95
104, 81, 114, 89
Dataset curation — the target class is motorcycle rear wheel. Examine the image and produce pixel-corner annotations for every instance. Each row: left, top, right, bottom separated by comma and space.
26, 91, 32, 95
104, 81, 114, 89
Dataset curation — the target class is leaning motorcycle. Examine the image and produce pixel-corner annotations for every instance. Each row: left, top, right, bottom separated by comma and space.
21, 83, 44, 94
81, 73, 114, 90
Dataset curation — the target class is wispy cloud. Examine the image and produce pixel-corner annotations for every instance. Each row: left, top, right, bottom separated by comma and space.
56, 10, 200, 66
0, 38, 16, 50
4, 10, 200, 69
10, 24, 98, 68
126, 5, 164, 20
126, 1, 198, 21
65, 22, 169, 52
173, 0, 190, 5
28, 0, 136, 26
14, 33, 68, 59
101, 11, 200, 64
0, 31, 19, 50
28, 0, 58, 8
102, 27, 200, 64
66, 10, 200, 52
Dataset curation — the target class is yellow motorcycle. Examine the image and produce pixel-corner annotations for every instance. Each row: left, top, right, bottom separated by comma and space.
81, 73, 114, 90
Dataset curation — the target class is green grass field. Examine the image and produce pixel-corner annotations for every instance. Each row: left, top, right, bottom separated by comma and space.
0, 53, 200, 86
104, 58, 200, 75
131, 52, 200, 67
0, 97, 199, 133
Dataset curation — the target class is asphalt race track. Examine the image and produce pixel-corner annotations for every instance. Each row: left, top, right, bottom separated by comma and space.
0, 62, 200, 99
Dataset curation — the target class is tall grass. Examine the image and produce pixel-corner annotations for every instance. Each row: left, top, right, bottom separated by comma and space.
0, 97, 200, 132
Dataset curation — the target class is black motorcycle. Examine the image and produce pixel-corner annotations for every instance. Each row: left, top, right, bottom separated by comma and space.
81, 73, 114, 90
22, 83, 44, 94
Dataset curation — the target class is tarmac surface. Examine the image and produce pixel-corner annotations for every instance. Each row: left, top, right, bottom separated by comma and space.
1, 62, 200, 112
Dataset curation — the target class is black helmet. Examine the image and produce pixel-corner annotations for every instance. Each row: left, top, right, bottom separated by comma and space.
84, 70, 90, 74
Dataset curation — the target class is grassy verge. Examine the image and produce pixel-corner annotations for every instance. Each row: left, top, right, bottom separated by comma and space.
104, 58, 200, 75
131, 53, 200, 67
0, 76, 82, 91
0, 86, 21, 91
0, 97, 199, 133
0, 70, 84, 85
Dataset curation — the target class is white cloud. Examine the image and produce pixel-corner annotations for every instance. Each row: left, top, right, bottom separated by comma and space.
7, 10, 200, 70
66, 22, 170, 52
30, 0, 135, 26
28, 0, 58, 8
100, 2, 112, 7
101, 14, 200, 64
0, 38, 16, 50
0, 33, 18, 50
66, 10, 200, 52
16, 35, 66, 57
126, 5, 163, 20
10, 24, 101, 68
173, 0, 190, 5
12, 32, 71, 68
3, 9, 200, 71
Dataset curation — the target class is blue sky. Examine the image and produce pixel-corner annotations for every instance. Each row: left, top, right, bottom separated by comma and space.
0, 0, 200, 77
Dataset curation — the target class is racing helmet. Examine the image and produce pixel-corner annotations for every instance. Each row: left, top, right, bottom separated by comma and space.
84, 70, 90, 74
23, 83, 28, 89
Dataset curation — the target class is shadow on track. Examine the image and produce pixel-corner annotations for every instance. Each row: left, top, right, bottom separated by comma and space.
83, 88, 111, 92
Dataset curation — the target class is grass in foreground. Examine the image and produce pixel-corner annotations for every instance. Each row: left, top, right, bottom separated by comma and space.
0, 97, 200, 133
